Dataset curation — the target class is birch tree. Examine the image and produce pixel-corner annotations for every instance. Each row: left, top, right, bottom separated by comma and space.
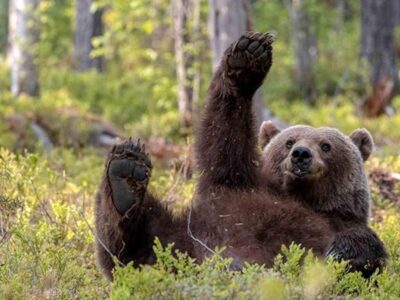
173, 0, 193, 129
9, 0, 40, 97
173, 0, 204, 130
0, 0, 9, 53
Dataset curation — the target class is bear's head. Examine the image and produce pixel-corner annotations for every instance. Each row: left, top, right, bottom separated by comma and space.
259, 121, 373, 216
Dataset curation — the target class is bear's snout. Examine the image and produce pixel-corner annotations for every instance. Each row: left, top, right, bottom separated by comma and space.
291, 147, 312, 172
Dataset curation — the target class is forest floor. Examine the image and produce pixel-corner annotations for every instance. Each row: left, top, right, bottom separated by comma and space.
1, 67, 400, 299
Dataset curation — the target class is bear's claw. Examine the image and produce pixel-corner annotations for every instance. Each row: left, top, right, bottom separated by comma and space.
108, 139, 152, 179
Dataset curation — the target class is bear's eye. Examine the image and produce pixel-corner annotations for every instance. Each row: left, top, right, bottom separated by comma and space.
286, 140, 295, 149
321, 143, 331, 152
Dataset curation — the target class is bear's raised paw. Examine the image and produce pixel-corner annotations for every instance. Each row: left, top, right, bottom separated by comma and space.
106, 139, 152, 215
228, 32, 273, 70
223, 32, 274, 94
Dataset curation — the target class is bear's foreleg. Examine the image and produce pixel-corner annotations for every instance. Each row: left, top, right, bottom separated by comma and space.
95, 140, 177, 280
196, 32, 274, 190
326, 226, 387, 278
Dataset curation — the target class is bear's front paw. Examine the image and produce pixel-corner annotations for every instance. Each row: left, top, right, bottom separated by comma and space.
223, 32, 274, 93
325, 230, 387, 278
106, 139, 152, 215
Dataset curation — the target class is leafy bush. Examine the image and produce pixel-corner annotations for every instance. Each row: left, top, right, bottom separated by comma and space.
111, 232, 400, 300
0, 148, 108, 299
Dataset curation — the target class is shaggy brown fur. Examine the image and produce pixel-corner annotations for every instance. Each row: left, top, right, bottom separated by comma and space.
95, 32, 335, 280
258, 122, 387, 277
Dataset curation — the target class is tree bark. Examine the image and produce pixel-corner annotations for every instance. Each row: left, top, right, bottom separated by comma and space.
191, 0, 202, 119
73, 0, 104, 72
360, 0, 397, 117
208, 0, 284, 128
335, 0, 345, 30
0, 0, 9, 53
287, 0, 317, 102
91, 7, 104, 71
361, 0, 397, 87
395, 0, 400, 26
208, 0, 249, 71
173, 0, 193, 129
9, 0, 40, 97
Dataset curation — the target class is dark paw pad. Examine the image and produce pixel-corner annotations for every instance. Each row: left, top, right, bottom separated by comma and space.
106, 139, 152, 215
227, 31, 274, 74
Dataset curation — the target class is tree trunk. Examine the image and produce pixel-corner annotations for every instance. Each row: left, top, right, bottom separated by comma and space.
395, 0, 400, 26
208, 0, 249, 71
0, 0, 9, 53
360, 0, 397, 117
9, 0, 40, 97
287, 0, 317, 103
208, 0, 284, 128
173, 0, 193, 130
91, 7, 104, 71
73, 0, 104, 72
191, 0, 202, 119
335, 0, 345, 30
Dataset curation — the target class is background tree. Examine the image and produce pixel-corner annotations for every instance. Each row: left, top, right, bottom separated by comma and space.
360, 0, 398, 117
173, 0, 193, 130
173, 0, 205, 131
8, 0, 40, 97
73, 0, 104, 72
208, 0, 284, 128
286, 0, 317, 102
0, 0, 9, 54
395, 0, 400, 26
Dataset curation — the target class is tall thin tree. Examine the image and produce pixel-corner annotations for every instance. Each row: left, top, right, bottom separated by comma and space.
287, 0, 317, 102
173, 0, 205, 130
8, 0, 40, 97
360, 0, 397, 117
174, 0, 193, 129
0, 0, 9, 54
73, 0, 104, 72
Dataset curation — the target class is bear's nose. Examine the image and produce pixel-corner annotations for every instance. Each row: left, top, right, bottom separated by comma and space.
291, 147, 312, 169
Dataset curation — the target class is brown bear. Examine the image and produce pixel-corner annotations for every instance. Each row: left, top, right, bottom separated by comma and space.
258, 122, 387, 278
94, 32, 373, 281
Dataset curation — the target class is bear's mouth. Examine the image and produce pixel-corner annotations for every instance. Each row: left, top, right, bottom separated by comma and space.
282, 158, 325, 181
284, 166, 325, 181
292, 166, 309, 178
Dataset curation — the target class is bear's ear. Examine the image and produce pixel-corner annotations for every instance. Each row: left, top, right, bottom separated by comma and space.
350, 128, 374, 161
259, 121, 281, 148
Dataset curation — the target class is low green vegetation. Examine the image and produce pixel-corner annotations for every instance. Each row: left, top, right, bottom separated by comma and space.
0, 143, 400, 299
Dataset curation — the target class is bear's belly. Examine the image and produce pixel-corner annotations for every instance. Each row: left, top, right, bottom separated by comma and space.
190, 189, 333, 267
